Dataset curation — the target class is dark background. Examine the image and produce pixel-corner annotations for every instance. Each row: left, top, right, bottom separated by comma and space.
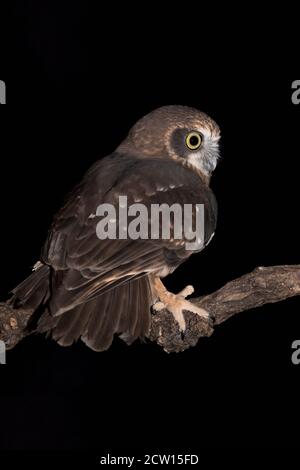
0, 0, 299, 458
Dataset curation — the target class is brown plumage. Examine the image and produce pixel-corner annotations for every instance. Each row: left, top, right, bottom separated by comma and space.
10, 105, 220, 351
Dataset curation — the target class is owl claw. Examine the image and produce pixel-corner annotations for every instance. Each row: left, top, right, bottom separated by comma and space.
178, 285, 194, 297
153, 301, 165, 312
153, 283, 209, 332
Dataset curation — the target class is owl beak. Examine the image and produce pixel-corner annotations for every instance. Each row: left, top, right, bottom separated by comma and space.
202, 154, 218, 174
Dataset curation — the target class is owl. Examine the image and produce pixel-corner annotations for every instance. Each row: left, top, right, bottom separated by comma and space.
11, 106, 220, 350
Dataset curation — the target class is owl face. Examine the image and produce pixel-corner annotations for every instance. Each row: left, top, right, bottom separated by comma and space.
118, 105, 221, 177
168, 125, 221, 176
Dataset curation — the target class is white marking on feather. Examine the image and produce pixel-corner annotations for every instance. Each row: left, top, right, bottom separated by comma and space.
32, 261, 43, 272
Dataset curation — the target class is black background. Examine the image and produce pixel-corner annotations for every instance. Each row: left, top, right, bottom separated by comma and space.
0, 1, 299, 458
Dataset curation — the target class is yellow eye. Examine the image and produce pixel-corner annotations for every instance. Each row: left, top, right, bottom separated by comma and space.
186, 132, 202, 150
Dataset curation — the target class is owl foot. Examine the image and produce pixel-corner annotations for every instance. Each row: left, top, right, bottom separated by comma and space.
152, 278, 209, 332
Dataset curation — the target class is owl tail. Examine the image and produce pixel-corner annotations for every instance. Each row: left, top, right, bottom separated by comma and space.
9, 264, 51, 310
37, 275, 154, 351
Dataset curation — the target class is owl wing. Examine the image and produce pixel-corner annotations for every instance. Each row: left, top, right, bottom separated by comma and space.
42, 153, 217, 316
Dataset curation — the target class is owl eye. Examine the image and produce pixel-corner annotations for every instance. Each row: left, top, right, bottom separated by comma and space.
186, 132, 202, 150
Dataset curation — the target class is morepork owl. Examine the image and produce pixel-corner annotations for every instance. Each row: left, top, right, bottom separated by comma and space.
10, 106, 220, 351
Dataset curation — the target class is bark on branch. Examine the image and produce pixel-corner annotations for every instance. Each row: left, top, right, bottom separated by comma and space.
1, 265, 300, 353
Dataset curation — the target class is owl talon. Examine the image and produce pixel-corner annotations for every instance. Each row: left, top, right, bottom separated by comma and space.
153, 301, 166, 312
178, 285, 194, 298
152, 279, 209, 333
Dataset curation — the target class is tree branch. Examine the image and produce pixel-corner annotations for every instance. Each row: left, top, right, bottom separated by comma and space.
149, 265, 300, 352
0, 303, 33, 350
1, 265, 300, 352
